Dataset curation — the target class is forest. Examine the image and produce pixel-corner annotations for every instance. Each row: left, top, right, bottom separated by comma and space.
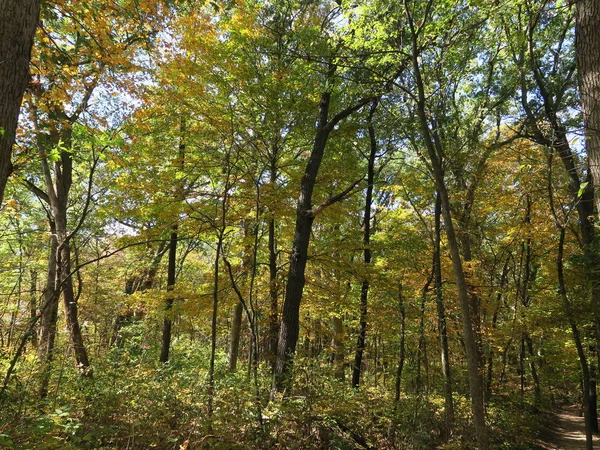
0, 0, 600, 448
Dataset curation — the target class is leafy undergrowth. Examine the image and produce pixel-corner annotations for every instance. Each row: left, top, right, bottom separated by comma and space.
0, 338, 548, 449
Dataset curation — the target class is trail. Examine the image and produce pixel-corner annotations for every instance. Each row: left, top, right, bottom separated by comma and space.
536, 405, 600, 449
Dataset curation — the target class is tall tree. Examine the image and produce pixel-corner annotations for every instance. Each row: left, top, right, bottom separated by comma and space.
352, 100, 378, 388
273, 85, 375, 391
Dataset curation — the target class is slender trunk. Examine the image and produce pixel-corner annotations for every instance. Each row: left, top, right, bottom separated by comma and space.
59, 237, 91, 375
228, 303, 243, 371
332, 316, 345, 381
29, 269, 37, 348
352, 102, 377, 389
160, 227, 178, 363
0, 0, 40, 203
268, 158, 279, 370
160, 121, 185, 363
7, 244, 23, 349
38, 228, 59, 399
273, 89, 372, 393
558, 227, 594, 450
417, 272, 432, 395
409, 13, 488, 441
207, 232, 223, 428
434, 192, 454, 429
229, 222, 256, 371
525, 334, 541, 406
273, 94, 328, 392
395, 281, 406, 403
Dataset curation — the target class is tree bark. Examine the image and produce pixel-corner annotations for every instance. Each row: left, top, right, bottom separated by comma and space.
576, 0, 600, 222
0, 0, 40, 203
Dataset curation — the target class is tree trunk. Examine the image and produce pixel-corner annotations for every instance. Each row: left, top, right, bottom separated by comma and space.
160, 121, 185, 363
228, 303, 243, 372
395, 281, 406, 403
352, 101, 377, 388
267, 157, 279, 370
273, 88, 373, 393
332, 316, 345, 381
434, 192, 454, 430
558, 227, 594, 450
59, 237, 91, 375
576, 0, 600, 222
487, 257, 510, 398
113, 241, 167, 346
417, 272, 432, 395
207, 231, 223, 430
160, 227, 178, 363
410, 25, 488, 445
0, 0, 40, 203
38, 227, 59, 399
29, 269, 38, 348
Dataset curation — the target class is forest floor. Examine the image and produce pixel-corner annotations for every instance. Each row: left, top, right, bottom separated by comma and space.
535, 405, 600, 449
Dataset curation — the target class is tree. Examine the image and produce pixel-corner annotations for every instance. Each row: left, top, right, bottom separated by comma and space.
0, 0, 39, 204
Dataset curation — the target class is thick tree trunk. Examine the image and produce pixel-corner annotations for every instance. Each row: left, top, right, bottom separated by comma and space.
273, 112, 324, 391
352, 102, 377, 388
0, 0, 40, 203
576, 0, 600, 222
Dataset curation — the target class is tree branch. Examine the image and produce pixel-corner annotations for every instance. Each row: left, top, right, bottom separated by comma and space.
22, 179, 50, 204
307, 177, 365, 218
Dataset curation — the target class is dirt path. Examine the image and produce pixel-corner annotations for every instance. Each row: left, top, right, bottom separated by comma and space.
536, 405, 600, 449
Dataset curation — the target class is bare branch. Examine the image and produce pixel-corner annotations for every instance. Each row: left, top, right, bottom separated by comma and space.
307, 177, 365, 218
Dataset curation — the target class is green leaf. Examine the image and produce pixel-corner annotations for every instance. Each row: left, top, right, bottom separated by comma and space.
578, 181, 589, 198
